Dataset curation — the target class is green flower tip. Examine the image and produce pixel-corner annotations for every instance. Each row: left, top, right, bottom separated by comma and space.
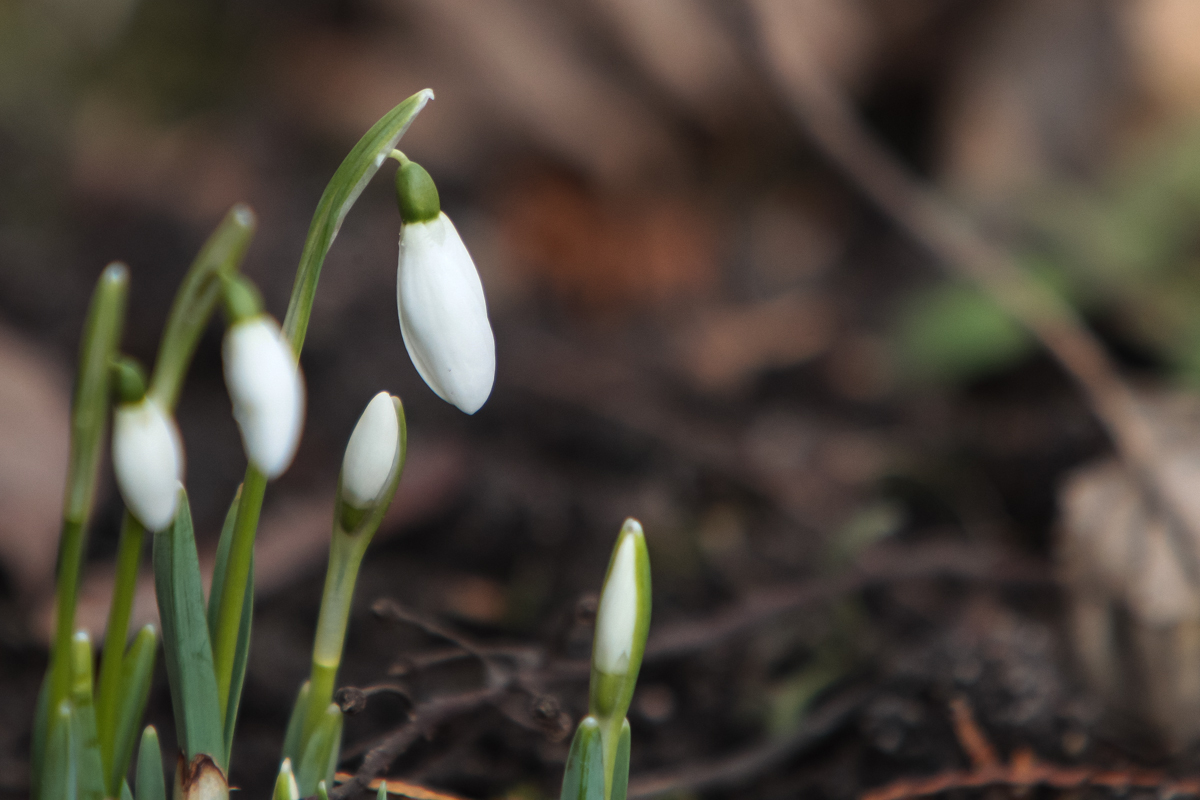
394, 154, 441, 224
101, 261, 130, 286
230, 203, 256, 231
112, 357, 147, 404
222, 275, 264, 324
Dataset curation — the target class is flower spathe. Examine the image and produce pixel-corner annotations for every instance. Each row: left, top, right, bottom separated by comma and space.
112, 397, 184, 531
397, 212, 495, 414
341, 391, 400, 508
222, 315, 306, 479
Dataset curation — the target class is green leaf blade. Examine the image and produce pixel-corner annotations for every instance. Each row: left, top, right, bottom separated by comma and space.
283, 89, 433, 352
110, 625, 158, 795
135, 726, 166, 800
153, 489, 225, 767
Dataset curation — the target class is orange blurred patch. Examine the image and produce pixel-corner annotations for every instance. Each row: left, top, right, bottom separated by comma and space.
499, 172, 718, 312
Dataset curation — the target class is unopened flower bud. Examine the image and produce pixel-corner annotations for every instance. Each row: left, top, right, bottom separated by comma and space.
394, 156, 495, 415
112, 397, 184, 531
588, 519, 652, 722
341, 392, 400, 508
222, 315, 305, 478
594, 527, 639, 675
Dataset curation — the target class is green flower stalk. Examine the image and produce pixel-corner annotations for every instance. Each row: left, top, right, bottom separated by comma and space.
287, 392, 407, 793
36, 263, 128, 799
212, 90, 433, 724
563, 519, 651, 800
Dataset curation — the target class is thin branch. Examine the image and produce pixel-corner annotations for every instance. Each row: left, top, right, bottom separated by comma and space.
329, 686, 507, 799
745, 0, 1200, 582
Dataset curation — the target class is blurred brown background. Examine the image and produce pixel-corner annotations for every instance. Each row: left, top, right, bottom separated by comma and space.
6, 0, 1200, 797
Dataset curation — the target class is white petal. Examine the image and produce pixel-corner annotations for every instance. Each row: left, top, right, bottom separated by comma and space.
397, 212, 496, 414
112, 398, 184, 531
341, 391, 399, 507
594, 532, 639, 675
223, 316, 306, 478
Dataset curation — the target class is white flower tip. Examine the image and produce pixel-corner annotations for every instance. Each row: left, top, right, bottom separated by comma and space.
594, 531, 641, 675
341, 391, 401, 507
397, 213, 496, 415
223, 316, 306, 479
112, 398, 184, 532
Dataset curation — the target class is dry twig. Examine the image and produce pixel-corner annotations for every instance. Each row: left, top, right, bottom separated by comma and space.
329, 541, 1045, 797
863, 696, 1200, 800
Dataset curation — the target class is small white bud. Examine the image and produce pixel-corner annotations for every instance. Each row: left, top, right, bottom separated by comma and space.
594, 526, 640, 675
112, 397, 184, 532
397, 212, 496, 415
341, 392, 400, 508
222, 315, 306, 479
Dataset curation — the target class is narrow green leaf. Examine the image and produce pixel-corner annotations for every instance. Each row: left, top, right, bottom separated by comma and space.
223, 558, 253, 767
295, 703, 342, 797
121, 779, 135, 800
70, 632, 106, 800
153, 490, 225, 767
377, 780, 388, 800
206, 486, 252, 765
135, 726, 166, 800
317, 781, 330, 800
206, 489, 242, 637
609, 719, 631, 800
42, 702, 76, 800
560, 716, 604, 800
281, 681, 311, 765
109, 625, 157, 794
283, 89, 433, 352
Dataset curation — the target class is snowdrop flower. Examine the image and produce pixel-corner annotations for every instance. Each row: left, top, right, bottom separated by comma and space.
587, 518, 652, 723
394, 153, 495, 414
341, 391, 400, 508
223, 315, 305, 478
594, 524, 641, 675
112, 397, 184, 531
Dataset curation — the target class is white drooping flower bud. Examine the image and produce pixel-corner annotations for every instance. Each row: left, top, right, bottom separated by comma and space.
112, 397, 184, 531
341, 391, 400, 508
222, 315, 306, 479
397, 212, 496, 415
594, 525, 640, 675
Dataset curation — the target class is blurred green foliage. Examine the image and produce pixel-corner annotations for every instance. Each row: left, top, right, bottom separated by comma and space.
896, 124, 1200, 385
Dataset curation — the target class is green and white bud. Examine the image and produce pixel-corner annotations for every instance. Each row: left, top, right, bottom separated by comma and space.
222, 315, 305, 478
594, 532, 639, 676
112, 395, 184, 532
340, 392, 401, 508
273, 758, 300, 800
589, 519, 652, 720
393, 153, 495, 415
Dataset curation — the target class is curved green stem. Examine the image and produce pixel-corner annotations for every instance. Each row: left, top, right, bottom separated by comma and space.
148, 205, 256, 410
212, 90, 431, 721
47, 263, 128, 749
